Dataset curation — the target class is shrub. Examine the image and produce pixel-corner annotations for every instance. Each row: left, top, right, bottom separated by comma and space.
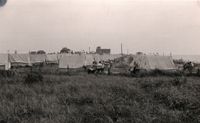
153, 87, 194, 111
171, 77, 187, 86
150, 69, 182, 77
197, 69, 200, 77
24, 71, 43, 84
65, 96, 94, 106
0, 70, 15, 78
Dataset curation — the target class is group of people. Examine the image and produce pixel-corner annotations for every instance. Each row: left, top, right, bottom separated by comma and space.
86, 59, 141, 75
183, 61, 195, 74
87, 59, 112, 75
129, 61, 140, 75
85, 58, 198, 75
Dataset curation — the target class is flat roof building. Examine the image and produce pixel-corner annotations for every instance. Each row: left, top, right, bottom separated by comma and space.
96, 46, 111, 55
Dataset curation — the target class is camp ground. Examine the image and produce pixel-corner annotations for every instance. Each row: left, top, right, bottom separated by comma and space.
0, 53, 187, 71
1, 52, 200, 76
1, 0, 200, 122
1, 52, 200, 123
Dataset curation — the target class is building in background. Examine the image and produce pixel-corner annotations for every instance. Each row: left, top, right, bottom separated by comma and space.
96, 46, 111, 55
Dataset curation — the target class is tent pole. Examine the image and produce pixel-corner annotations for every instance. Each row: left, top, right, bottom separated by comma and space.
121, 43, 122, 55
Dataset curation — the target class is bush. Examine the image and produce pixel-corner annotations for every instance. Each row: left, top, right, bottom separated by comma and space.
197, 69, 200, 77
65, 96, 94, 106
150, 69, 182, 77
24, 71, 43, 84
153, 87, 194, 111
130, 69, 182, 77
171, 77, 187, 86
0, 70, 15, 78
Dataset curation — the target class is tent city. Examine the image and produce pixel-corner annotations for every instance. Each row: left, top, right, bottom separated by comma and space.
0, 0, 200, 123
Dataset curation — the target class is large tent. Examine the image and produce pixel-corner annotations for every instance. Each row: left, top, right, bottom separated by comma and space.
9, 54, 31, 66
110, 54, 122, 60
0, 54, 11, 70
84, 54, 122, 66
59, 54, 122, 69
30, 54, 47, 64
85, 54, 95, 66
46, 54, 59, 64
130, 55, 176, 70
89, 54, 122, 63
100, 54, 121, 61
59, 54, 86, 68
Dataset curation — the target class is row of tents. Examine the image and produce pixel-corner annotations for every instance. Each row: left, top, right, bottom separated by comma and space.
0, 54, 59, 70
0, 53, 177, 71
0, 54, 122, 70
59, 54, 176, 70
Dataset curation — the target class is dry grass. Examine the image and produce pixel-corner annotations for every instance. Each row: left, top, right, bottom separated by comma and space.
0, 67, 200, 123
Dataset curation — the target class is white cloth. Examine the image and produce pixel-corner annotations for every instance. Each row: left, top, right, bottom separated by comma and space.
9, 54, 31, 66
59, 54, 85, 68
0, 54, 11, 70
130, 55, 176, 70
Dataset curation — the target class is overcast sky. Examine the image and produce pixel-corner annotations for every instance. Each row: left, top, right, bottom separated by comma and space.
0, 0, 200, 54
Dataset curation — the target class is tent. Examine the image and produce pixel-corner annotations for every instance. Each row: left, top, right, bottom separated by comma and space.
85, 54, 95, 66
110, 54, 122, 60
100, 54, 110, 61
91, 54, 121, 63
59, 54, 85, 68
0, 54, 11, 70
130, 55, 150, 69
30, 54, 47, 64
147, 55, 176, 70
46, 54, 59, 64
173, 55, 200, 63
90, 54, 100, 62
59, 54, 123, 69
130, 55, 176, 70
9, 54, 31, 66
84, 54, 121, 66
100, 54, 121, 61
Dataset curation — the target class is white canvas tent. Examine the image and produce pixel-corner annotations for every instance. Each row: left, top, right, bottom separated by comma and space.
46, 54, 59, 64
84, 54, 122, 66
147, 55, 176, 70
9, 54, 31, 66
0, 54, 11, 70
59, 54, 123, 69
30, 54, 47, 64
130, 55, 176, 70
84, 54, 95, 66
110, 54, 122, 60
59, 54, 85, 68
91, 54, 122, 63
99, 54, 121, 61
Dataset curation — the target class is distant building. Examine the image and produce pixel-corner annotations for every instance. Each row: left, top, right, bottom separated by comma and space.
136, 52, 144, 55
96, 46, 111, 55
29, 51, 37, 54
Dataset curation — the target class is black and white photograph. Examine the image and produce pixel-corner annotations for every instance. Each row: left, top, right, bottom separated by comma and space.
0, 0, 200, 122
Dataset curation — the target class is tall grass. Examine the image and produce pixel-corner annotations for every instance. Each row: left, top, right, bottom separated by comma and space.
0, 67, 199, 123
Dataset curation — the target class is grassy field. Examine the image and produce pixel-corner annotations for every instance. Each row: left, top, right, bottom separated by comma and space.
0, 67, 200, 123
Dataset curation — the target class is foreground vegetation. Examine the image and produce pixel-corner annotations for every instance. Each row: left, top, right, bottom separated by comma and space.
0, 68, 200, 123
